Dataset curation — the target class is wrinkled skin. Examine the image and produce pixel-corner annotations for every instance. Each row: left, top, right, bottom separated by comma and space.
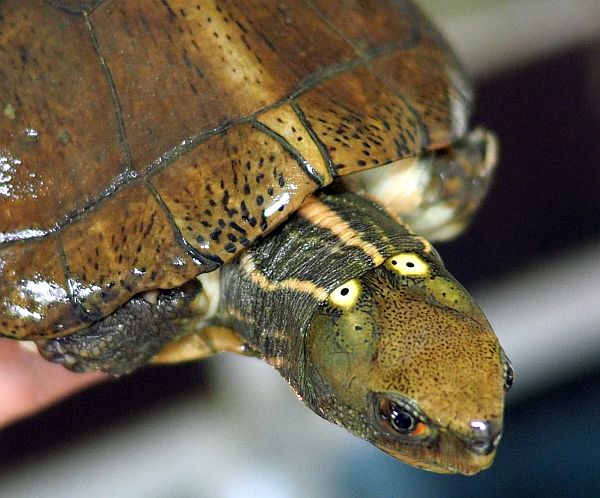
306, 251, 512, 475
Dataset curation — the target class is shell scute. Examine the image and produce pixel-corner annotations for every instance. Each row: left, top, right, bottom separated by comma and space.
0, 237, 80, 338
296, 65, 427, 175
148, 123, 319, 265
0, 0, 126, 241
308, 0, 418, 51
58, 183, 202, 327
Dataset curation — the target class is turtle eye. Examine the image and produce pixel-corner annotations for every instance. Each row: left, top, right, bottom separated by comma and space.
501, 350, 515, 393
328, 279, 361, 309
386, 253, 430, 277
378, 398, 428, 437
504, 361, 515, 392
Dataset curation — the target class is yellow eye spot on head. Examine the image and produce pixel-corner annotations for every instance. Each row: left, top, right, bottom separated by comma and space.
386, 253, 430, 277
329, 279, 362, 309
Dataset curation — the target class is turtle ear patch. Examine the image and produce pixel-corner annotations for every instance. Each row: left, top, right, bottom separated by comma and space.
328, 279, 362, 309
385, 253, 430, 277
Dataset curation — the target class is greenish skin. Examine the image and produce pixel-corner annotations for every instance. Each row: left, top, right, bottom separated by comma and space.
38, 190, 512, 475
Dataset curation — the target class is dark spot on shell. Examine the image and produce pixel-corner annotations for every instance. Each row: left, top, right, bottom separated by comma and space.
229, 222, 247, 235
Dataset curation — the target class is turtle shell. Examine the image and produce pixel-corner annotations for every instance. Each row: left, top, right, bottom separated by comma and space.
0, 0, 472, 339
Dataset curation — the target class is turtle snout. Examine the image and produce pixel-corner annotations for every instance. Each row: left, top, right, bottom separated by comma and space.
467, 419, 502, 456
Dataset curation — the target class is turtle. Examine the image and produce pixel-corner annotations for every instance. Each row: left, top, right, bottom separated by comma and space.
0, 0, 513, 475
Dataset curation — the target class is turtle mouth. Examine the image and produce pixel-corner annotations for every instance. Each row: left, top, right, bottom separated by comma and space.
376, 444, 495, 476
413, 458, 493, 476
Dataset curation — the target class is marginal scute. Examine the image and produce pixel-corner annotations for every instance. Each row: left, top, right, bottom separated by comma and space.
296, 65, 427, 176
148, 123, 318, 264
60, 183, 201, 321
257, 104, 333, 185
0, 236, 81, 338
369, 34, 472, 148
308, 0, 472, 149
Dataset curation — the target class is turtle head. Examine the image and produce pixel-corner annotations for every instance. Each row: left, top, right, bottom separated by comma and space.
305, 250, 513, 475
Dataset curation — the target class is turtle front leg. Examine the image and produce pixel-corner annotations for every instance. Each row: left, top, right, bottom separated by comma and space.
36, 277, 226, 376
353, 128, 498, 241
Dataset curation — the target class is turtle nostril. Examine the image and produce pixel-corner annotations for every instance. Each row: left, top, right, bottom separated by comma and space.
468, 420, 502, 456
470, 437, 493, 454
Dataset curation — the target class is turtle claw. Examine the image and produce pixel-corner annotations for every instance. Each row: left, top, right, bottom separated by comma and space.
35, 339, 90, 373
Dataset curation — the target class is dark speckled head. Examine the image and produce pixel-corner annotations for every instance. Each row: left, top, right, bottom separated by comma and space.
306, 249, 511, 475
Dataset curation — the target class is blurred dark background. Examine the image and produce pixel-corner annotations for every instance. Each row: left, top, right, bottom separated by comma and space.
445, 39, 600, 284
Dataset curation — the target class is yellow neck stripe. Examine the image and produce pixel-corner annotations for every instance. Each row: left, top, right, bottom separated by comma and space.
298, 196, 386, 266
239, 252, 329, 301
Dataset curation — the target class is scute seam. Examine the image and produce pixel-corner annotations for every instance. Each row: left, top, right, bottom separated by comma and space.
301, 0, 430, 150
143, 180, 222, 270
46, 0, 105, 15
290, 102, 337, 179
55, 233, 95, 325
251, 119, 324, 187
84, 12, 134, 172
